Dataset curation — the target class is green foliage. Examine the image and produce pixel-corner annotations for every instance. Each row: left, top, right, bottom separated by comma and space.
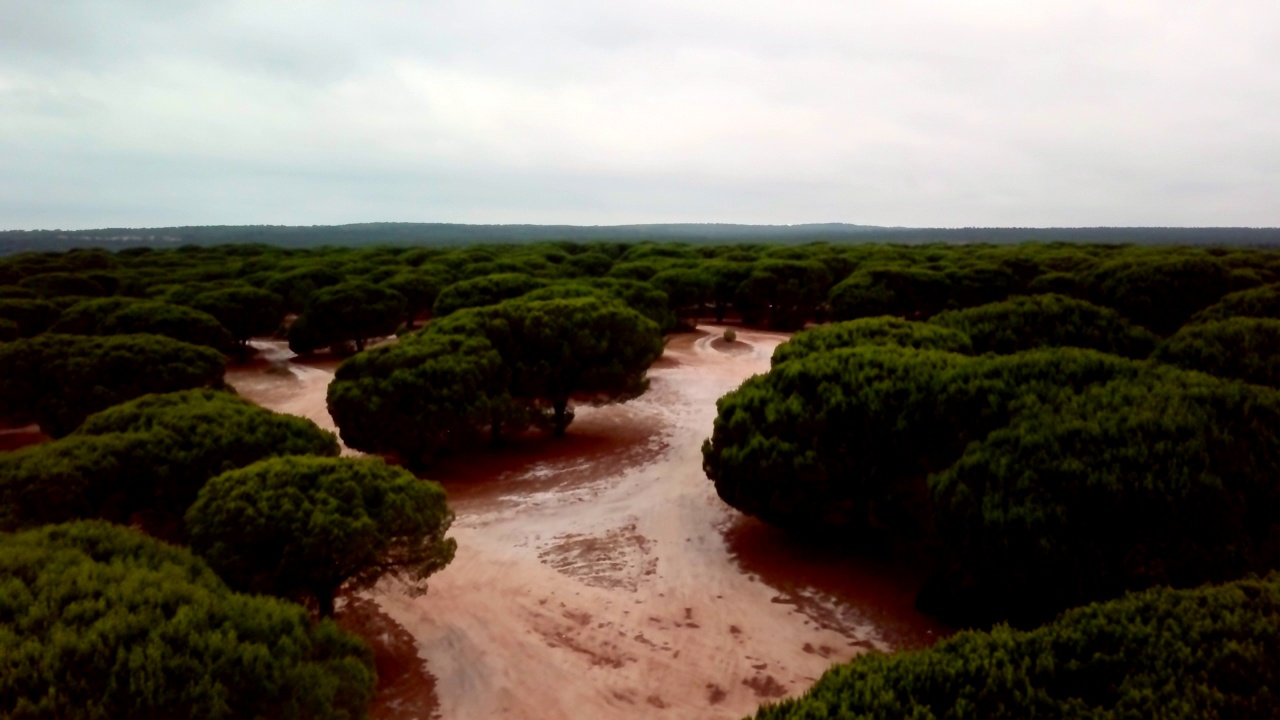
702, 261, 754, 322
649, 267, 714, 326
929, 371, 1280, 623
432, 272, 546, 317
772, 316, 974, 366
735, 260, 832, 329
723, 328, 737, 342
51, 297, 234, 352
704, 344, 1280, 622
384, 269, 448, 328
288, 281, 407, 353
17, 271, 107, 298
0, 521, 375, 719
1154, 317, 1280, 387
328, 333, 514, 464
579, 277, 674, 332
606, 259, 668, 281
754, 574, 1280, 720
430, 296, 664, 435
0, 318, 16, 342
263, 266, 345, 313
561, 250, 614, 277
186, 456, 457, 618
47, 297, 141, 334
189, 286, 287, 351
0, 389, 339, 533
828, 266, 952, 320
1025, 270, 1082, 296
1085, 254, 1234, 334
521, 279, 676, 332
929, 294, 1157, 357
1190, 282, 1280, 324
0, 298, 61, 337
0, 334, 226, 437
0, 285, 36, 299
706, 346, 967, 532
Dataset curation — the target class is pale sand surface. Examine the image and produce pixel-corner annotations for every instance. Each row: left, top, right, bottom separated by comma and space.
228, 327, 948, 720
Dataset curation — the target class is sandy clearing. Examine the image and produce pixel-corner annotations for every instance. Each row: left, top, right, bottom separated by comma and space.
228, 327, 948, 720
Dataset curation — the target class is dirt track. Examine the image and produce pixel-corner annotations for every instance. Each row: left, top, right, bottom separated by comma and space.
228, 327, 947, 720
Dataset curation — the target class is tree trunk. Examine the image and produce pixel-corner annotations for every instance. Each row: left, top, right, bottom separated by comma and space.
553, 399, 569, 438
355, 336, 365, 352
489, 409, 504, 447
317, 588, 337, 619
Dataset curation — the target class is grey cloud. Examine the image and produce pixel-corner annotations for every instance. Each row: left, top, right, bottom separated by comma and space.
1, 1, 1278, 229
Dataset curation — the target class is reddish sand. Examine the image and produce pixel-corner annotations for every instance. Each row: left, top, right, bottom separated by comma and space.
0, 424, 50, 452
227, 328, 949, 720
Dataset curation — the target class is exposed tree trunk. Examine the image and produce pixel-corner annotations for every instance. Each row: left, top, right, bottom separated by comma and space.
552, 399, 569, 438
316, 588, 337, 619
489, 410, 504, 446
355, 336, 366, 352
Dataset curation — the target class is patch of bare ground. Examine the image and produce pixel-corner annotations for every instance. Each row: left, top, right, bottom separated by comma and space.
337, 596, 441, 720
426, 407, 666, 511
229, 326, 948, 720
722, 515, 950, 650
710, 337, 753, 355
0, 424, 50, 452
742, 674, 789, 699
537, 521, 657, 592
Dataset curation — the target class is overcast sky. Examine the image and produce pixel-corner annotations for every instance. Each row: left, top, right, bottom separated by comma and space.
2, 1, 1278, 230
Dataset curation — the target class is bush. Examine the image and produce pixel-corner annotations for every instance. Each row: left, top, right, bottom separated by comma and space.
771, 316, 973, 366
328, 333, 514, 464
187, 456, 457, 618
432, 272, 546, 318
927, 370, 1280, 624
1190, 282, 1280, 324
0, 521, 375, 719
754, 574, 1280, 720
929, 294, 1157, 357
828, 266, 952, 321
0, 334, 227, 437
704, 344, 1280, 623
0, 298, 61, 337
0, 389, 339, 533
1085, 255, 1233, 334
1154, 317, 1280, 387
723, 328, 737, 342
52, 297, 235, 353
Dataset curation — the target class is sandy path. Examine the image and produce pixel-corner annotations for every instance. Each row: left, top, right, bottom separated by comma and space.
228, 328, 946, 720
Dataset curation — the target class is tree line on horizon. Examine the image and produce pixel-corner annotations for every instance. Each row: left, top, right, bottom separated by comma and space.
4, 238, 1280, 716
5, 222, 1280, 255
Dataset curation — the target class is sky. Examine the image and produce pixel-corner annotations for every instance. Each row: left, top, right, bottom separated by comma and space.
1, 1, 1278, 230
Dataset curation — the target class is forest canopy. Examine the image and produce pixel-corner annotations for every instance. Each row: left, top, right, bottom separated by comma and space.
5, 237, 1280, 719
0, 521, 375, 720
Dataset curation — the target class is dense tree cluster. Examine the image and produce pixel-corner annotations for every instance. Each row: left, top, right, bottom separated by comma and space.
0, 334, 226, 437
1154, 317, 1280, 387
50, 296, 234, 352
754, 573, 1280, 720
6, 238, 1280, 718
187, 456, 457, 618
928, 293, 1157, 357
0, 521, 375, 719
329, 292, 664, 464
708, 340, 1280, 625
0, 389, 339, 534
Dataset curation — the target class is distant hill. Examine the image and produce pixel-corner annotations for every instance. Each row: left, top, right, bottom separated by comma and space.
3, 222, 1280, 255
